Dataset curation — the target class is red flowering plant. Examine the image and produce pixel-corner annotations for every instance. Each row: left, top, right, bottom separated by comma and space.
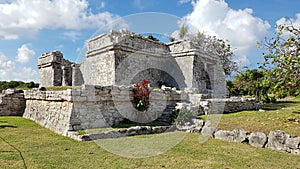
132, 80, 150, 111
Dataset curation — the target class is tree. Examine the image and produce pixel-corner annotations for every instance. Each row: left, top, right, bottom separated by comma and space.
230, 69, 272, 102
258, 23, 300, 98
187, 32, 237, 75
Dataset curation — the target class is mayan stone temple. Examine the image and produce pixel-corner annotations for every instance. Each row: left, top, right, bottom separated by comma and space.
37, 30, 221, 92
0, 30, 260, 140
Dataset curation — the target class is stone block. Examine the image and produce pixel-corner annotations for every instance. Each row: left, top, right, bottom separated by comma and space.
249, 132, 268, 148
214, 130, 248, 143
285, 137, 300, 150
201, 126, 217, 137
266, 130, 290, 151
214, 130, 233, 141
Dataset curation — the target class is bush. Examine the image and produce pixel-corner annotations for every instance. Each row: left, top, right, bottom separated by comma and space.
172, 108, 197, 126
132, 80, 150, 112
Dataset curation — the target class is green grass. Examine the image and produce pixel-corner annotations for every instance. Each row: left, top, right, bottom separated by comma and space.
44, 86, 82, 91
1, 116, 300, 169
199, 97, 300, 136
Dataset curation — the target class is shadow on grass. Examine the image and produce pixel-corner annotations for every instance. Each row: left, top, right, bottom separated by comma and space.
0, 125, 17, 129
292, 110, 300, 114
112, 119, 169, 128
262, 101, 298, 110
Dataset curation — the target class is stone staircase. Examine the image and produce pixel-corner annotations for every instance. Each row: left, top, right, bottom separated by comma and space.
155, 103, 177, 124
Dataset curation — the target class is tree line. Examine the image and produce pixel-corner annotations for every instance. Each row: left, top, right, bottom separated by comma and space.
0, 81, 39, 92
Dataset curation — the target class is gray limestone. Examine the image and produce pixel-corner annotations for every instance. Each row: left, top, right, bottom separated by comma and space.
248, 132, 268, 148
214, 130, 248, 143
266, 130, 290, 151
285, 137, 300, 152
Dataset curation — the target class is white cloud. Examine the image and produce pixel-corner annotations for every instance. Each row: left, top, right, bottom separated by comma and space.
276, 13, 300, 27
16, 44, 35, 64
0, 0, 122, 40
0, 52, 38, 82
182, 0, 271, 67
0, 53, 15, 70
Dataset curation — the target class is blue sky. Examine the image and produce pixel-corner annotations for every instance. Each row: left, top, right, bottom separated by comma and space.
0, 0, 299, 82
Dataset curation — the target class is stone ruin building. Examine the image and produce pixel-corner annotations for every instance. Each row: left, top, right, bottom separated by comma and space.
37, 30, 222, 94
1, 30, 260, 138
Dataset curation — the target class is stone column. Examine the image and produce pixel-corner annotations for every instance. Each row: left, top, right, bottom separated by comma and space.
72, 64, 84, 86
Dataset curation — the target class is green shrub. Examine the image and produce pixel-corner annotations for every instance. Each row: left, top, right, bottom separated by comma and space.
172, 108, 197, 125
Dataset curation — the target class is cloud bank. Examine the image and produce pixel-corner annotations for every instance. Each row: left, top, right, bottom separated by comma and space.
0, 50, 38, 82
0, 0, 121, 40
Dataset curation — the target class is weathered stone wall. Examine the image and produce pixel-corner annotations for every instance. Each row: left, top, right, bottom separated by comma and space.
23, 85, 184, 135
199, 98, 261, 114
23, 89, 74, 135
0, 89, 26, 116
80, 51, 115, 86
24, 100, 73, 135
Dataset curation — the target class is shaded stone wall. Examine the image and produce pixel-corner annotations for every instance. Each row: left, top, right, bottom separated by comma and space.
0, 89, 26, 116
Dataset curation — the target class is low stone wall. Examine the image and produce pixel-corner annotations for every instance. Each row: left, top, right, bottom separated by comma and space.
0, 89, 26, 116
180, 119, 300, 156
23, 85, 184, 135
199, 98, 261, 114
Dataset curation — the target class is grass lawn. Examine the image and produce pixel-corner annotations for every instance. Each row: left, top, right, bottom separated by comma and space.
199, 97, 300, 136
1, 116, 300, 169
